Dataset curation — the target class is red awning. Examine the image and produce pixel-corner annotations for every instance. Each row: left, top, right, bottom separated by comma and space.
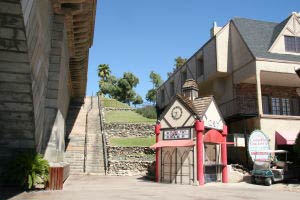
150, 140, 194, 149
276, 131, 299, 145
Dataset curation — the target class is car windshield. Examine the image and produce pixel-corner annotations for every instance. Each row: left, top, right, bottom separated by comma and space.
253, 160, 270, 170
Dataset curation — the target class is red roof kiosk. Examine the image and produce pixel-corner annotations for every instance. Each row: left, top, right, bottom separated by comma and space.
151, 79, 230, 185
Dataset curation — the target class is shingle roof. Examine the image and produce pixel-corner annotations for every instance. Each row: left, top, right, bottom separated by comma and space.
182, 79, 199, 91
177, 94, 213, 118
232, 16, 300, 62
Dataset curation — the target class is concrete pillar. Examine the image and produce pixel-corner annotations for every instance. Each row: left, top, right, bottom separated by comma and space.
256, 69, 263, 116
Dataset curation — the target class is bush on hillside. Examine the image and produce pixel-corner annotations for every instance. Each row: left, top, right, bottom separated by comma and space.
136, 106, 157, 119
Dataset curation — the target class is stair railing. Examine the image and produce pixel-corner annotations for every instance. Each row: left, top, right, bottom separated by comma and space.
98, 95, 108, 174
83, 96, 93, 173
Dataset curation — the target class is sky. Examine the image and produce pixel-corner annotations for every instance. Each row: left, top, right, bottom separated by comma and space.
86, 0, 299, 101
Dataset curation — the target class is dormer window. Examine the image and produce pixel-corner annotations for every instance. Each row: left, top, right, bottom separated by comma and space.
284, 36, 300, 53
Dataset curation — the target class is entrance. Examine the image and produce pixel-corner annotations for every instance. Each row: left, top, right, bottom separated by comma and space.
161, 147, 194, 185
204, 143, 222, 183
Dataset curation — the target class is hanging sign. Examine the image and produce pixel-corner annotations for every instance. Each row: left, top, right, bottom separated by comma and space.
248, 130, 270, 162
163, 129, 191, 140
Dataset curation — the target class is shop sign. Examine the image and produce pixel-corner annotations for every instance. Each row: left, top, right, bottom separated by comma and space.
248, 130, 270, 162
163, 129, 190, 140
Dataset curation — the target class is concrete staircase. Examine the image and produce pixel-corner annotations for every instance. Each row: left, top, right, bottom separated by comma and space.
64, 96, 105, 175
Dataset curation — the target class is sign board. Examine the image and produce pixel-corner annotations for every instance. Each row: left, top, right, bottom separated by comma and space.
163, 129, 191, 140
248, 130, 270, 162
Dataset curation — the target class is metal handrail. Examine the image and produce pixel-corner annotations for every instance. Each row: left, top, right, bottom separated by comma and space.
83, 96, 93, 173
98, 95, 108, 174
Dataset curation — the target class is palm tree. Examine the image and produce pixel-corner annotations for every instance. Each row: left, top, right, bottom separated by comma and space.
98, 64, 111, 82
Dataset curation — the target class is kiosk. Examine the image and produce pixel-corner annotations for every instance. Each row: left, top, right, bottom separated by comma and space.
151, 79, 230, 185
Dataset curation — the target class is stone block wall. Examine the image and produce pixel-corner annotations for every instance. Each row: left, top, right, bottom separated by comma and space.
107, 146, 154, 175
103, 123, 155, 138
0, 0, 36, 176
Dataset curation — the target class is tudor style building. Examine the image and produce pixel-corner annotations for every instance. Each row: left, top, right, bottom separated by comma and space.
156, 13, 300, 166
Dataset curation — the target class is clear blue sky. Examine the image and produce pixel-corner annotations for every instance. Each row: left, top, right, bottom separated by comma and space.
87, 0, 299, 100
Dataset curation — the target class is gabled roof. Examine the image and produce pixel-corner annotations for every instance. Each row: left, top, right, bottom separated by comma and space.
232, 16, 300, 62
176, 94, 213, 119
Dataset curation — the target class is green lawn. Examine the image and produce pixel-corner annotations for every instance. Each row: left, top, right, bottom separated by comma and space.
110, 136, 156, 147
104, 110, 156, 124
100, 97, 131, 108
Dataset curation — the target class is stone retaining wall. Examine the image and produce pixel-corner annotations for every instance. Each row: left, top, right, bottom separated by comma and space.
103, 123, 155, 138
107, 146, 155, 175
108, 160, 153, 176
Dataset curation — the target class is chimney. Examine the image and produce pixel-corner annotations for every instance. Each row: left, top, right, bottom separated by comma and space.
182, 79, 199, 100
210, 21, 222, 37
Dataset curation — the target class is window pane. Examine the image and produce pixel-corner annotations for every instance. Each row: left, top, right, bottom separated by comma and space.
271, 97, 280, 115
296, 37, 300, 53
285, 36, 296, 52
281, 98, 290, 115
262, 96, 269, 114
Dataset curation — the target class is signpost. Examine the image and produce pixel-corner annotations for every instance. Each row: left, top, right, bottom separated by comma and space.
248, 130, 270, 162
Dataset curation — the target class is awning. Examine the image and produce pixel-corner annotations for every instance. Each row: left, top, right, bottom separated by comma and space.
150, 140, 194, 149
276, 131, 299, 145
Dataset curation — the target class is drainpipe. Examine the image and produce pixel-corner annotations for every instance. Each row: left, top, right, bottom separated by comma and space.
221, 125, 228, 183
155, 122, 161, 182
195, 120, 204, 185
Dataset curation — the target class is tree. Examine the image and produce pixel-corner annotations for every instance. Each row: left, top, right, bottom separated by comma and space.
167, 56, 188, 77
132, 95, 143, 107
99, 75, 118, 97
146, 71, 163, 104
98, 64, 111, 82
114, 72, 140, 105
149, 71, 162, 88
174, 56, 187, 69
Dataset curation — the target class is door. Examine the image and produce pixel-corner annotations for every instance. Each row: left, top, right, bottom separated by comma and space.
204, 143, 222, 183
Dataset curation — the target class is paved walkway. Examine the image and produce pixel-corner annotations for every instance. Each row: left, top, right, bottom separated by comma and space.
6, 175, 300, 200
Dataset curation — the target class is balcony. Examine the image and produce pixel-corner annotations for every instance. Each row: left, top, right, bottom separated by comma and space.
219, 96, 258, 119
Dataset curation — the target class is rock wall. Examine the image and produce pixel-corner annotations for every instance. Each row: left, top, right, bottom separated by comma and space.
107, 146, 155, 175
103, 123, 155, 138
108, 160, 153, 176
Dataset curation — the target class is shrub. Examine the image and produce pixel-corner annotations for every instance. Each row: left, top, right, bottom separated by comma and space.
5, 151, 49, 189
136, 105, 157, 119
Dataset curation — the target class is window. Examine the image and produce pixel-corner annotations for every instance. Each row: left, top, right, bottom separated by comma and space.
170, 81, 175, 97
271, 97, 281, 115
161, 89, 165, 103
281, 98, 291, 115
181, 70, 187, 85
284, 36, 300, 53
196, 59, 204, 77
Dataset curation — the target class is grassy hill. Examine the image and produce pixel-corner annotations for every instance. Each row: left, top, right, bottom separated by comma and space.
100, 97, 156, 124
100, 97, 131, 108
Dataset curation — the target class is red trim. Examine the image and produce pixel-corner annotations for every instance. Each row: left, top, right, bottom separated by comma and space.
195, 120, 204, 186
150, 140, 194, 148
154, 124, 160, 183
221, 125, 228, 183
204, 129, 223, 143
